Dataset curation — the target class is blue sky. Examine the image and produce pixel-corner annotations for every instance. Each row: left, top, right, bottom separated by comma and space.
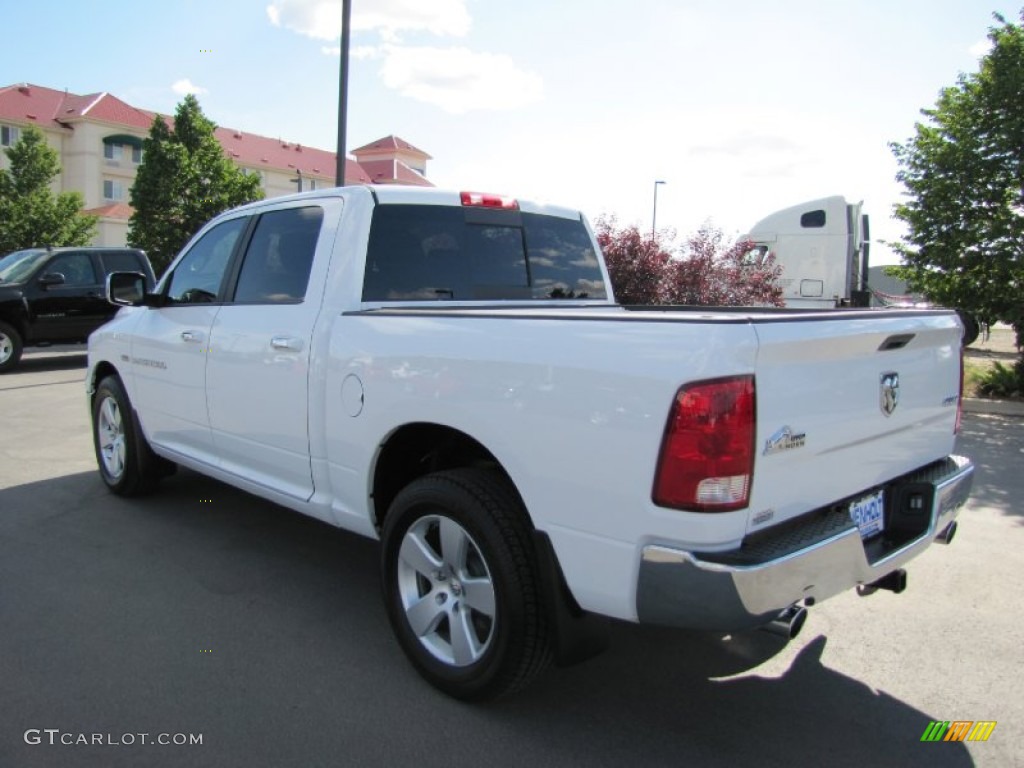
4, 0, 1006, 263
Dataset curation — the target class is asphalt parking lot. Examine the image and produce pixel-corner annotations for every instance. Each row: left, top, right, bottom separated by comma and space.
1, 347, 1022, 768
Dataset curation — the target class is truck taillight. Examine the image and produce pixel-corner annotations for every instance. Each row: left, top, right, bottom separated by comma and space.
460, 191, 519, 210
653, 376, 756, 512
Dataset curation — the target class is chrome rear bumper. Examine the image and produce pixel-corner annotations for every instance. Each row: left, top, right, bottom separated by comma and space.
636, 455, 974, 630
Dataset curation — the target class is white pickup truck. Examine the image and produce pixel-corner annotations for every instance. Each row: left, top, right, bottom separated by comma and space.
87, 186, 974, 700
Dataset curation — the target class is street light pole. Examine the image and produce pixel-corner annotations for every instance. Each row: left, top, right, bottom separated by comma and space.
652, 180, 666, 240
335, 0, 352, 186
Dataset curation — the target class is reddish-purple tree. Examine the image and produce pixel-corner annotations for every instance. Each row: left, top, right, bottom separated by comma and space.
668, 224, 784, 307
595, 217, 783, 307
595, 216, 674, 304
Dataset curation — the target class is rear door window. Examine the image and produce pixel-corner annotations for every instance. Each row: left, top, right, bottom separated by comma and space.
232, 206, 323, 303
99, 250, 143, 275
362, 205, 607, 301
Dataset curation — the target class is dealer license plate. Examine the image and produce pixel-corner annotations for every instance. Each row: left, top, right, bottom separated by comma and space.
849, 489, 885, 539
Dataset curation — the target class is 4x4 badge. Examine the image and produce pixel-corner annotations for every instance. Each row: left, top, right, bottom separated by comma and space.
880, 372, 900, 416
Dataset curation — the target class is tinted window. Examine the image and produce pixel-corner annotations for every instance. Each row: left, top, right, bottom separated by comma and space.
800, 209, 826, 228
47, 253, 98, 286
0, 249, 48, 283
166, 218, 247, 304
362, 205, 606, 301
99, 250, 144, 276
233, 207, 322, 303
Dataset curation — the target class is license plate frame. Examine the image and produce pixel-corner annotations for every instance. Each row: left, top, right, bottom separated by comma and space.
849, 489, 885, 539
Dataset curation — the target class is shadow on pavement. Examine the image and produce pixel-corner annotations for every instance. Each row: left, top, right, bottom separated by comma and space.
957, 413, 1024, 522
0, 469, 972, 768
9, 350, 88, 374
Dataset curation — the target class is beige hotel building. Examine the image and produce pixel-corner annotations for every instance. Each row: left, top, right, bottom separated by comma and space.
0, 82, 433, 247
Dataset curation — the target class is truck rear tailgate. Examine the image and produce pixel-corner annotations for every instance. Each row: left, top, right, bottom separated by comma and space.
746, 310, 962, 534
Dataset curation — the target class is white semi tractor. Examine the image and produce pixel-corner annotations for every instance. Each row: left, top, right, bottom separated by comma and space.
743, 196, 979, 344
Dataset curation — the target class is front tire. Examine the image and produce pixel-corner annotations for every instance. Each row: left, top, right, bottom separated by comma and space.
0, 321, 23, 373
92, 375, 163, 496
381, 469, 552, 700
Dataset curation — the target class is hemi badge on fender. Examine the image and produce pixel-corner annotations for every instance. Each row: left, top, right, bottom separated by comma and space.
764, 425, 806, 456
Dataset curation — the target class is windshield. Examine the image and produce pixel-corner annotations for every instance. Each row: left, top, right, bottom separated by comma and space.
0, 249, 49, 283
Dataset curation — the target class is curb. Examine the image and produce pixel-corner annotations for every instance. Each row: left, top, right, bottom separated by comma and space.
963, 397, 1024, 418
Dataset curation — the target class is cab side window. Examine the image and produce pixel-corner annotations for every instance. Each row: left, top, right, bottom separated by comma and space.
47, 253, 98, 286
233, 207, 322, 303
166, 218, 247, 304
100, 251, 142, 275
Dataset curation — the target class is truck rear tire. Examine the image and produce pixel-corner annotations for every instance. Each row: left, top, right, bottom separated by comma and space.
92, 375, 163, 496
380, 468, 552, 700
0, 321, 23, 373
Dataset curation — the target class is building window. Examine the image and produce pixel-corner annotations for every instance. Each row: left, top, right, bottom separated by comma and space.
103, 179, 125, 201
104, 143, 124, 161
1, 124, 21, 146
308, 179, 318, 191
132, 146, 143, 164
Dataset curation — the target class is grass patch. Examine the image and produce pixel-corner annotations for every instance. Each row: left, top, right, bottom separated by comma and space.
963, 358, 990, 399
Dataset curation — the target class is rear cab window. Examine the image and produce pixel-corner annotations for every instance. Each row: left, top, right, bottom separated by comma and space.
232, 206, 323, 304
362, 203, 607, 302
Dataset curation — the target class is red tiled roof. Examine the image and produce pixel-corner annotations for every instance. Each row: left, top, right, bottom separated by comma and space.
0, 83, 71, 130
0, 83, 427, 186
64, 93, 153, 129
216, 128, 375, 184
352, 134, 431, 159
0, 83, 153, 131
345, 158, 373, 184
216, 128, 336, 181
358, 158, 432, 186
83, 202, 134, 219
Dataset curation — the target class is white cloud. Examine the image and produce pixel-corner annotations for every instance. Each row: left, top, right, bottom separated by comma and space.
171, 78, 208, 96
321, 44, 382, 60
969, 38, 993, 57
379, 45, 543, 114
266, 0, 470, 41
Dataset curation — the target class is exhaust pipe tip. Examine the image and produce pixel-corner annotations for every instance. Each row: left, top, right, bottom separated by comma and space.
760, 605, 808, 640
936, 520, 958, 545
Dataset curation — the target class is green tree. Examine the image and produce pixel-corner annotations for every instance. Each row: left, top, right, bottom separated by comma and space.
890, 11, 1024, 352
129, 94, 263, 274
0, 126, 97, 252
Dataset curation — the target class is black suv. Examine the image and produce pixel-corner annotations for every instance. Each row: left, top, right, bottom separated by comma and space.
0, 246, 156, 372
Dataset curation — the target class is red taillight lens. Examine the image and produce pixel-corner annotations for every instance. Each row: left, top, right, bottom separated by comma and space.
460, 191, 519, 209
652, 375, 756, 512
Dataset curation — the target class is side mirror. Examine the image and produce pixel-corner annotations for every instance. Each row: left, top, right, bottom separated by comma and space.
107, 271, 149, 307
38, 272, 66, 287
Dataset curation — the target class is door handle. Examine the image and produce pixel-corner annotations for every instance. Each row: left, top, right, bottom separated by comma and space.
271, 336, 303, 351
181, 330, 204, 343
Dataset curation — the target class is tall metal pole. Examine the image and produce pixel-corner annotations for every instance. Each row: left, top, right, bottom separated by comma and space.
335, 0, 352, 186
652, 180, 665, 240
